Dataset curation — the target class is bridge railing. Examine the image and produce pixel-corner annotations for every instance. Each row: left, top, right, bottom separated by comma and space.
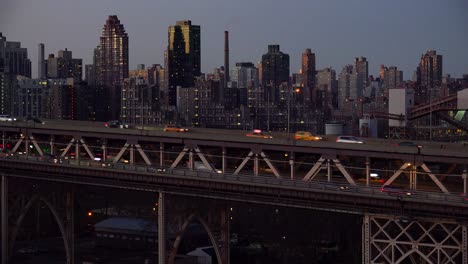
2, 154, 467, 206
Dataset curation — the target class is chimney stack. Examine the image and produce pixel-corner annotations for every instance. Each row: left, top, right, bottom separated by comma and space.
224, 31, 229, 88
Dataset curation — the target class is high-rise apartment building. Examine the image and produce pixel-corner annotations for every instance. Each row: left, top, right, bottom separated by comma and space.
348, 57, 368, 100
337, 65, 353, 109
301, 48, 316, 103
261, 45, 289, 102
417, 50, 442, 90
316, 67, 337, 109
381, 65, 403, 90
167, 20, 201, 106
231, 62, 258, 89
46, 48, 82, 80
0, 33, 31, 115
99, 15, 129, 87
261, 45, 289, 87
97, 15, 129, 120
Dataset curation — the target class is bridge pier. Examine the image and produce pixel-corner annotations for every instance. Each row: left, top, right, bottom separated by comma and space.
158, 191, 166, 264
1, 175, 8, 264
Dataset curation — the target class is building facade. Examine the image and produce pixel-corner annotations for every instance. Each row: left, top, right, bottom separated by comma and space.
167, 20, 201, 106
261, 45, 289, 102
301, 48, 316, 104
98, 15, 129, 120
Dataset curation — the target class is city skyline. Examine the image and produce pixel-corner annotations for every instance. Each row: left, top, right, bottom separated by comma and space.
1, 0, 467, 79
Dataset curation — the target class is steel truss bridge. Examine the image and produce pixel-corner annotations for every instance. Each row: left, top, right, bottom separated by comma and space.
1, 120, 468, 264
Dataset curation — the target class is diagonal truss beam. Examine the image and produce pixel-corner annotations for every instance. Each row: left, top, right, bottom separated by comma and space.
420, 164, 449, 194
11, 135, 25, 153
194, 147, 214, 173
80, 138, 95, 161
170, 147, 189, 169
233, 151, 254, 175
135, 144, 152, 166
60, 138, 76, 158
260, 152, 281, 178
385, 163, 411, 186
113, 143, 129, 164
29, 136, 44, 157
303, 157, 325, 181
332, 159, 356, 185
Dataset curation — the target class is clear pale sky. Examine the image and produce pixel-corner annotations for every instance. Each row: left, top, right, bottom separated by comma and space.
1, 0, 467, 79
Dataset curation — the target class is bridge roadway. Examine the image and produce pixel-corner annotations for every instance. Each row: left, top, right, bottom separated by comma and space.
1, 120, 467, 164
1, 151, 468, 222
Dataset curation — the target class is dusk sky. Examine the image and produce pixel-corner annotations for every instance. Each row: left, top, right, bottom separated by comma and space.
1, 0, 467, 79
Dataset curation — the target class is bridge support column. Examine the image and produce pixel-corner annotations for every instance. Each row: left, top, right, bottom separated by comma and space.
66, 191, 75, 264
222, 147, 226, 174
365, 157, 370, 186
1, 175, 8, 264
289, 152, 294, 180
160, 143, 164, 167
1, 132, 4, 151
25, 136, 29, 157
220, 208, 230, 264
362, 214, 370, 264
75, 140, 79, 162
463, 169, 467, 196
327, 159, 331, 182
129, 145, 134, 165
254, 154, 259, 177
50, 135, 55, 156
102, 141, 107, 162
188, 150, 194, 170
158, 192, 166, 264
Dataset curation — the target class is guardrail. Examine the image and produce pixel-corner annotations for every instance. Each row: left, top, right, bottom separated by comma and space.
1, 154, 467, 206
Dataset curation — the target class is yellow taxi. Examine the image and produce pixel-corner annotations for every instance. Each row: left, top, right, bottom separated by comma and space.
294, 131, 322, 141
163, 125, 189, 132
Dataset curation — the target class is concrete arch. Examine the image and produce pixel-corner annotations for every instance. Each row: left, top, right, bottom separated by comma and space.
395, 249, 433, 264
9, 194, 71, 263
168, 213, 222, 264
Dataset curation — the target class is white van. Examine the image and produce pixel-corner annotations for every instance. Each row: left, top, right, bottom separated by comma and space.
0, 115, 16, 122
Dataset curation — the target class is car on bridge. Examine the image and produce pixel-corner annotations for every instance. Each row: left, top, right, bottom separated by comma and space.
163, 125, 189, 132
381, 185, 413, 196
294, 131, 322, 141
336, 136, 365, 144
246, 129, 273, 139
0, 114, 17, 122
105, 120, 130, 129
397, 141, 423, 148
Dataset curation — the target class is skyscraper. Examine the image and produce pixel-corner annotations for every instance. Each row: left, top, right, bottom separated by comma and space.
99, 15, 129, 87
261, 45, 289, 102
301, 48, 316, 103
98, 15, 129, 119
167, 20, 201, 106
417, 50, 442, 90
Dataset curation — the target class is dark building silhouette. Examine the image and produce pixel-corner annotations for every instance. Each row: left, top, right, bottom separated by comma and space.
98, 15, 129, 120
261, 45, 289, 102
0, 33, 31, 114
301, 48, 316, 104
167, 20, 201, 106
